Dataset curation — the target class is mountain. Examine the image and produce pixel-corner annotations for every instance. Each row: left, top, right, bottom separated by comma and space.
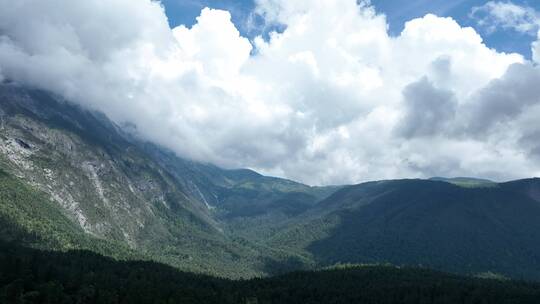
270, 179, 540, 280
0, 83, 333, 277
1, 83, 540, 282
0, 166, 138, 260
429, 177, 497, 188
2, 241, 540, 304
139, 142, 337, 241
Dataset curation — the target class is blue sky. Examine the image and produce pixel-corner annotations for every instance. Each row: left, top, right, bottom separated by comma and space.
161, 0, 540, 58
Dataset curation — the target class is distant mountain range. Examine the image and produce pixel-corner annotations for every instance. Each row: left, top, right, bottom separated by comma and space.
1, 83, 540, 282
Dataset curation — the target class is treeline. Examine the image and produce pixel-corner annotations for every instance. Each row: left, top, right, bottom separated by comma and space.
1, 241, 540, 304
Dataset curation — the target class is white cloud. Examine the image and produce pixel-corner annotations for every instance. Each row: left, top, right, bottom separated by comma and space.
471, 1, 540, 34
0, 0, 538, 185
471, 1, 540, 63
172, 8, 253, 79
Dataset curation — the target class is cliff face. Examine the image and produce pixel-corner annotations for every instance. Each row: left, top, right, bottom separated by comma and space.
0, 84, 335, 278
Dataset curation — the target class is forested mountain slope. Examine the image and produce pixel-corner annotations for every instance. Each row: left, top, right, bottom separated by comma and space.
2, 242, 540, 304
1, 83, 540, 281
270, 179, 540, 280
0, 83, 329, 277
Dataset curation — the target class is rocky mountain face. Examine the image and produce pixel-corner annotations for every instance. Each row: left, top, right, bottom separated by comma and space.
1, 83, 540, 280
0, 84, 332, 277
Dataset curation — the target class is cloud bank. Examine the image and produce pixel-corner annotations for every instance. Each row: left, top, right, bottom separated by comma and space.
0, 0, 539, 185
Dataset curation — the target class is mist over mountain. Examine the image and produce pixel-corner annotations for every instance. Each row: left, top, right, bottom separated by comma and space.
0, 84, 539, 283
1, 0, 540, 302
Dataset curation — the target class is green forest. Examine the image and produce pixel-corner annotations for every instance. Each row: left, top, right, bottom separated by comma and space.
2, 241, 540, 304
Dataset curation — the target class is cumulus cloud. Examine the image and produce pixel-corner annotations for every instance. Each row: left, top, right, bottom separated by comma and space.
0, 0, 539, 184
465, 63, 540, 134
396, 77, 457, 138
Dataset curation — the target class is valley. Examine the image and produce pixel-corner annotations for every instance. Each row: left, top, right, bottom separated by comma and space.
1, 83, 540, 282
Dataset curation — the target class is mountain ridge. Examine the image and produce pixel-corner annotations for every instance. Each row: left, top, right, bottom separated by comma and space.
1, 83, 540, 281
0, 83, 334, 277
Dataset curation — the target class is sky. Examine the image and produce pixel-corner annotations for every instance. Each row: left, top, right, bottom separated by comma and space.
161, 0, 540, 57
0, 0, 540, 185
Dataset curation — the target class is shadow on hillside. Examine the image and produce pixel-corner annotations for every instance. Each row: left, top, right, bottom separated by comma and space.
2, 240, 540, 304
0, 240, 240, 303
305, 179, 540, 281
